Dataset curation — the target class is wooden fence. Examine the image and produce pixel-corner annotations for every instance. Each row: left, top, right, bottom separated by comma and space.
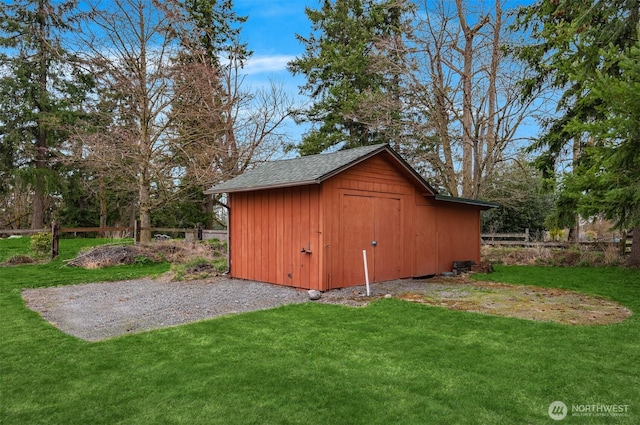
481, 229, 530, 245
0, 222, 228, 259
481, 229, 632, 253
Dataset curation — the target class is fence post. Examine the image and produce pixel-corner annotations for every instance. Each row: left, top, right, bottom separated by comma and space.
197, 223, 203, 241
134, 220, 141, 244
51, 222, 60, 259
619, 231, 628, 256
525, 228, 530, 242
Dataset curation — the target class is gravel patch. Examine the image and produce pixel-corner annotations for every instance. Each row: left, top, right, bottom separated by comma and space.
22, 277, 438, 342
22, 277, 311, 342
22, 275, 631, 342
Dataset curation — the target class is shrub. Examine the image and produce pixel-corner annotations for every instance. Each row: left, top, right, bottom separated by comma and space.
603, 244, 623, 266
5, 254, 36, 265
134, 255, 155, 266
584, 230, 598, 241
482, 244, 624, 267
29, 232, 51, 256
206, 238, 227, 252
170, 257, 226, 281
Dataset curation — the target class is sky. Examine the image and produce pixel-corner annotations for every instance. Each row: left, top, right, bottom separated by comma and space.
231, 0, 318, 142
231, 0, 540, 148
233, 0, 533, 86
232, 1, 314, 91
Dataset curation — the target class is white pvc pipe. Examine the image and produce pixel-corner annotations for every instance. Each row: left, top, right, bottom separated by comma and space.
362, 249, 370, 296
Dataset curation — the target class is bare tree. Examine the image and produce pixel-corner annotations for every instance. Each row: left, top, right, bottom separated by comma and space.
169, 47, 295, 225
68, 0, 294, 238
170, 49, 294, 188
69, 0, 178, 242
164, 0, 294, 227
404, 0, 535, 199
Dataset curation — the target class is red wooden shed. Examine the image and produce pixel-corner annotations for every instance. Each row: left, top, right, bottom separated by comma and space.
205, 144, 496, 291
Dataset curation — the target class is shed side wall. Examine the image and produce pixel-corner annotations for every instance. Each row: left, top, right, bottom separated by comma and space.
434, 203, 482, 272
229, 185, 322, 290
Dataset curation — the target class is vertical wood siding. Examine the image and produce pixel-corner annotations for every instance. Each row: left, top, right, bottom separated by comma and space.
414, 204, 438, 276
322, 153, 415, 289
434, 203, 482, 272
229, 185, 323, 290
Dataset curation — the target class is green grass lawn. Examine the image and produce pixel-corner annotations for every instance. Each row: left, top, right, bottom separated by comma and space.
1, 239, 639, 424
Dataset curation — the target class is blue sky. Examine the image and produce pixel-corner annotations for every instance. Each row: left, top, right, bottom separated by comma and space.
231, 1, 318, 142
234, 1, 314, 90
233, 0, 533, 85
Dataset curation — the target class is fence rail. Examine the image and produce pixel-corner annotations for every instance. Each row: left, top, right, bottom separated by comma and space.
0, 223, 228, 259
481, 229, 530, 244
481, 229, 632, 253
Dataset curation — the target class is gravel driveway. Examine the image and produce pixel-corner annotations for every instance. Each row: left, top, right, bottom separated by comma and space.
22, 276, 630, 342
22, 278, 313, 341
22, 277, 438, 342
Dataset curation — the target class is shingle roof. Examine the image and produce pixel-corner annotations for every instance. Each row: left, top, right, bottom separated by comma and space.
204, 143, 497, 209
205, 144, 414, 194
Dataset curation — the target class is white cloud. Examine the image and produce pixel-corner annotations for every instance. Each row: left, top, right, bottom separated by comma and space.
243, 55, 296, 75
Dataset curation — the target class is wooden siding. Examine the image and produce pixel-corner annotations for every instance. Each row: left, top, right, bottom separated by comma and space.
322, 153, 415, 289
227, 151, 486, 291
229, 185, 323, 290
414, 204, 438, 276
434, 203, 482, 272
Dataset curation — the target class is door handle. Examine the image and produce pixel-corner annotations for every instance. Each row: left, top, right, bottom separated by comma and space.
371, 240, 377, 247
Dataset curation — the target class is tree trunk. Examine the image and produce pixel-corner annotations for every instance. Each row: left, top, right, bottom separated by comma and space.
454, 0, 488, 198
459, 37, 474, 198
99, 175, 107, 237
31, 0, 48, 230
479, 0, 502, 199
31, 173, 45, 229
628, 228, 640, 267
138, 176, 152, 243
203, 195, 214, 229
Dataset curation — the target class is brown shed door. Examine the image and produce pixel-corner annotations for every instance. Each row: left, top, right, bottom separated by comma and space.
340, 194, 401, 286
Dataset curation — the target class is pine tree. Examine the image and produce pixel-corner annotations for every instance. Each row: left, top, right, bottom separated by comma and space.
0, 0, 88, 228
516, 0, 640, 263
288, 0, 411, 155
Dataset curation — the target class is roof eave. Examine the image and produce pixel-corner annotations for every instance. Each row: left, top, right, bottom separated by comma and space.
204, 179, 322, 195
434, 194, 498, 209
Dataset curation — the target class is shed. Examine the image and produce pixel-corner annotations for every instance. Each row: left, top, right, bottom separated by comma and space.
205, 144, 496, 291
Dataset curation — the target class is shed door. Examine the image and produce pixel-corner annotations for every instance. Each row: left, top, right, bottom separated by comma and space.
340, 194, 401, 286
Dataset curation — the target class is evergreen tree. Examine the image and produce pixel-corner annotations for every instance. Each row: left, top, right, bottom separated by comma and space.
516, 0, 639, 172
168, 0, 250, 228
0, 0, 88, 228
516, 0, 640, 263
561, 44, 640, 264
288, 0, 411, 155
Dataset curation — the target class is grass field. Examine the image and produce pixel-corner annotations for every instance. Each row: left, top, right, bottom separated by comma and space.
1, 238, 639, 424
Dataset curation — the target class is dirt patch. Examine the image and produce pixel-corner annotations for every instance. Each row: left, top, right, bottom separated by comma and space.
3, 254, 37, 265
392, 277, 632, 325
